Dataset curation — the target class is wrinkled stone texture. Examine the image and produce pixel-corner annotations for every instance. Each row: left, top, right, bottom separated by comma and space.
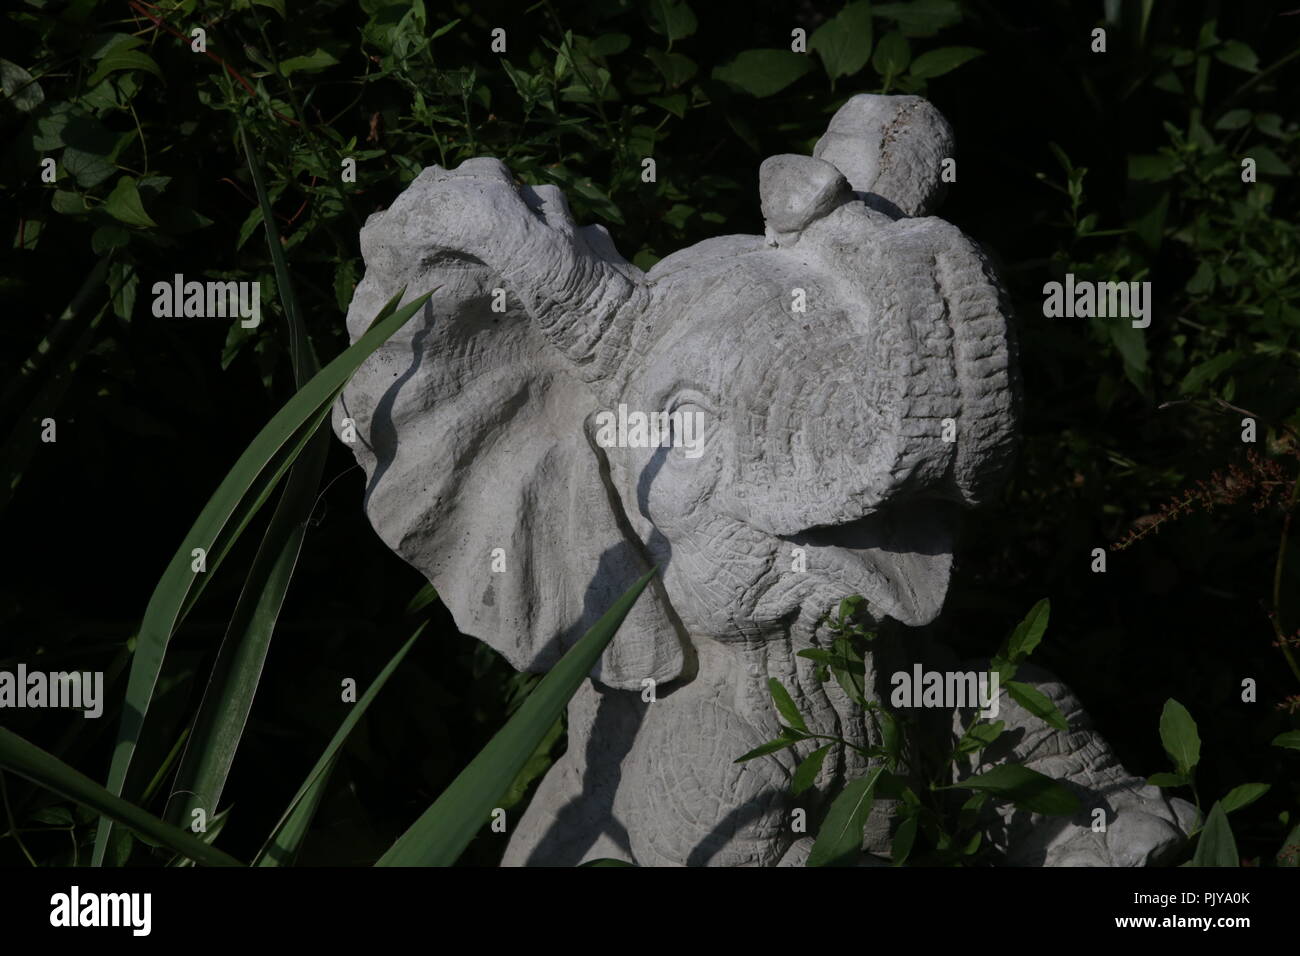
334, 94, 1193, 866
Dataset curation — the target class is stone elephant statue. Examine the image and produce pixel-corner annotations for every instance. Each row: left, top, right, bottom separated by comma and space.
333, 93, 1195, 866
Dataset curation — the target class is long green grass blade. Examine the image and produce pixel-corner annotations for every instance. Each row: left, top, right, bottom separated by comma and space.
92, 288, 432, 865
0, 728, 242, 867
239, 124, 314, 385
259, 755, 336, 867
164, 127, 330, 835
376, 568, 658, 867
254, 624, 425, 866
165, 492, 316, 828
168, 807, 232, 867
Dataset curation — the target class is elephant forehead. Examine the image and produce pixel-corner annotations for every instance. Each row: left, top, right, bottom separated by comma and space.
641, 251, 868, 393
638, 245, 964, 531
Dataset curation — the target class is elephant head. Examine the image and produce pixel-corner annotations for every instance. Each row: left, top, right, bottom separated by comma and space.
333, 94, 1046, 865
334, 94, 1019, 695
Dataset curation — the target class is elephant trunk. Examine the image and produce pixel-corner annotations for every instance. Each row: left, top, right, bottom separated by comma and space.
493, 201, 647, 390
731, 214, 1017, 538
357, 158, 642, 388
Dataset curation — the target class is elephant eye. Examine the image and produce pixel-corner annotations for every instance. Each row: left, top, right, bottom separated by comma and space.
663, 394, 715, 461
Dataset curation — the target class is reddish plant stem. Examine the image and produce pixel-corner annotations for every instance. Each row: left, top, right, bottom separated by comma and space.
127, 0, 300, 127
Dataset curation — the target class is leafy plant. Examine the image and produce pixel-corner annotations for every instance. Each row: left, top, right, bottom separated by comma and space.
1144, 695, 1298, 866
738, 598, 1078, 866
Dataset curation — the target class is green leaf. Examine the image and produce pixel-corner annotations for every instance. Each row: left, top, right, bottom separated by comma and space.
1218, 783, 1269, 815
837, 595, 865, 624
713, 49, 812, 98
734, 734, 804, 763
587, 33, 631, 57
1147, 772, 1189, 788
254, 625, 424, 865
909, 46, 983, 80
1253, 113, 1284, 138
376, 569, 657, 866
810, 1, 873, 81
1189, 802, 1239, 866
87, 49, 164, 86
32, 806, 74, 826
1249, 146, 1291, 176
826, 636, 867, 705
278, 49, 340, 76
499, 716, 563, 811
1214, 108, 1252, 131
1215, 40, 1259, 72
873, 0, 961, 37
1, 58, 45, 112
431, 19, 460, 40
167, 127, 330, 838
1005, 598, 1050, 662
0, 728, 242, 866
648, 93, 687, 118
942, 764, 1080, 815
1006, 681, 1069, 732
891, 812, 918, 865
108, 261, 137, 323
404, 582, 439, 616
1127, 153, 1177, 182
1158, 698, 1200, 778
792, 744, 833, 796
62, 147, 115, 189
102, 176, 157, 228
1272, 730, 1300, 751
954, 719, 1005, 757
956, 790, 988, 831
768, 678, 808, 733
1107, 318, 1150, 389
87, 33, 145, 59
1179, 351, 1239, 395
1184, 260, 1216, 296
1153, 69, 1183, 94
807, 766, 884, 866
647, 0, 697, 43
872, 31, 912, 77
878, 707, 902, 764
645, 49, 697, 88
91, 287, 432, 865
1132, 191, 1169, 251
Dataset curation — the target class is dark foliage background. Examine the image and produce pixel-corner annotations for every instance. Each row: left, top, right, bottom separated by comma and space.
1, 0, 1297, 865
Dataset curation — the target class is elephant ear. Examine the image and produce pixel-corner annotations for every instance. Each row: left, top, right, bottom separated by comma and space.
333, 164, 688, 691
